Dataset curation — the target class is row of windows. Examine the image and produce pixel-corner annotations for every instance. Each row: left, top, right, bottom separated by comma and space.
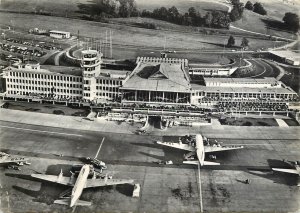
8, 79, 82, 88
190, 69, 222, 73
7, 91, 80, 99
96, 86, 119, 92
7, 85, 82, 94
96, 93, 119, 98
84, 67, 96, 71
96, 79, 122, 86
9, 72, 82, 82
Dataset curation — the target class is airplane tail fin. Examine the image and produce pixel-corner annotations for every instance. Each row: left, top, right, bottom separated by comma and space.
75, 200, 92, 206
203, 161, 220, 166
183, 161, 220, 166
54, 198, 70, 206
54, 198, 92, 206
183, 161, 198, 165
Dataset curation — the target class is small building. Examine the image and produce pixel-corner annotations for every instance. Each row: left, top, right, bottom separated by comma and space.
268, 50, 300, 66
29, 28, 47, 35
49, 30, 71, 39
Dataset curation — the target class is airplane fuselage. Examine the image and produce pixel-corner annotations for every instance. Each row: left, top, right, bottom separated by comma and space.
70, 164, 90, 207
195, 134, 205, 166
295, 165, 300, 175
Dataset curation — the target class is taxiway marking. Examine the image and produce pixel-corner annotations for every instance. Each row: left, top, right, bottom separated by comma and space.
0, 125, 83, 137
197, 163, 203, 213
94, 137, 105, 159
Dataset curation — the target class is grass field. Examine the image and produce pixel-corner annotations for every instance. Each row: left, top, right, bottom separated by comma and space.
1, 0, 298, 41
135, 0, 228, 13
220, 117, 279, 126
0, 0, 228, 17
0, 12, 286, 52
241, 0, 300, 21
234, 0, 300, 39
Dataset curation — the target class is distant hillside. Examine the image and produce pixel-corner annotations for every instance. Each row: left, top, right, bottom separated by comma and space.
0, 0, 227, 17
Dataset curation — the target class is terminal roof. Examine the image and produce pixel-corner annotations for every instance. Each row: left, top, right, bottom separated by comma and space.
204, 77, 278, 84
191, 84, 297, 94
121, 63, 191, 92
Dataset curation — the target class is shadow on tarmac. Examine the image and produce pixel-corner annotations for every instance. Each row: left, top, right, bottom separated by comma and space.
138, 151, 166, 161
6, 164, 72, 205
7, 163, 135, 206
245, 159, 299, 186
130, 142, 160, 149
116, 183, 134, 197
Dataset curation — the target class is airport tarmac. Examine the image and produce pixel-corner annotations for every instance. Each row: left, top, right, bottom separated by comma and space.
0, 120, 300, 213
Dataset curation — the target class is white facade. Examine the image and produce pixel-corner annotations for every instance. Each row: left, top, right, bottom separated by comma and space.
204, 77, 281, 88
3, 63, 83, 101
81, 49, 128, 102
49, 30, 71, 39
189, 67, 237, 76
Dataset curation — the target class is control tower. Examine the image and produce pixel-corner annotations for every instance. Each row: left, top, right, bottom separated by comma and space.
81, 49, 102, 101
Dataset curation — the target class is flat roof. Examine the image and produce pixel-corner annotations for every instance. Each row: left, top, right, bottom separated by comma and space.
121, 63, 191, 92
269, 50, 300, 60
49, 30, 70, 34
98, 69, 129, 79
204, 77, 278, 84
191, 84, 296, 94
7, 65, 82, 76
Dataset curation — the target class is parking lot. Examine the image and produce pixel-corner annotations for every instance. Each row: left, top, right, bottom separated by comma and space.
0, 26, 74, 65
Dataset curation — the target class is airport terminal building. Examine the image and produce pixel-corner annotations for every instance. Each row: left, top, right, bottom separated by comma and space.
1, 50, 298, 109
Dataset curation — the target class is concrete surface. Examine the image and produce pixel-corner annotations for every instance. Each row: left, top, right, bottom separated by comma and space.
0, 111, 300, 212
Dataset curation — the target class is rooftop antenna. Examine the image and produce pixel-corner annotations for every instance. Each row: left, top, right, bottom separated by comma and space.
163, 36, 166, 52
110, 30, 113, 59
105, 30, 108, 58
100, 40, 102, 53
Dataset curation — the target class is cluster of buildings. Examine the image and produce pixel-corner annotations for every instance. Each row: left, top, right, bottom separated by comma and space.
1, 49, 298, 112
29, 28, 71, 39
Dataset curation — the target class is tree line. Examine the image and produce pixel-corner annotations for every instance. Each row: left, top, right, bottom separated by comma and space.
245, 1, 299, 32
79, 0, 299, 33
227, 35, 249, 49
78, 0, 248, 29
245, 1, 267, 15
141, 6, 232, 29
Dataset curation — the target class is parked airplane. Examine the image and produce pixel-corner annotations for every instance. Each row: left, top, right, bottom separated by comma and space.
82, 138, 107, 172
31, 164, 134, 207
0, 152, 31, 168
272, 160, 300, 186
157, 134, 244, 166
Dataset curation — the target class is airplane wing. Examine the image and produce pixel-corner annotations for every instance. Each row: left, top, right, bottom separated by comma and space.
54, 198, 91, 206
156, 141, 195, 152
31, 174, 76, 186
84, 178, 134, 189
0, 158, 30, 165
272, 168, 299, 175
204, 145, 244, 153
183, 161, 220, 166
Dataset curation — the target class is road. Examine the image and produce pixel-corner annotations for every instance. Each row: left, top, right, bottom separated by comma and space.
239, 58, 277, 78
0, 119, 300, 212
